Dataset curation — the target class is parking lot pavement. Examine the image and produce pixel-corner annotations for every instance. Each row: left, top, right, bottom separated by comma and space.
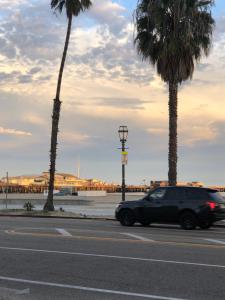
0, 217, 225, 299
3, 217, 225, 247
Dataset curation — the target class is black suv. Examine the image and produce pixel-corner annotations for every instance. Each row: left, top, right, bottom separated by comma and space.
115, 187, 225, 230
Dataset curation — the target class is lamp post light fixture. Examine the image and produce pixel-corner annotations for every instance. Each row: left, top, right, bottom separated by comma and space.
118, 126, 128, 202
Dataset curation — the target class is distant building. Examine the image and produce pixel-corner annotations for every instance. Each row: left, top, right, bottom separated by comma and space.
2, 175, 40, 186
150, 180, 204, 189
1, 172, 108, 189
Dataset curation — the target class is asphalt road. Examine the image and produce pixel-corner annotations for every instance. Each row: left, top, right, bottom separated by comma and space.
0, 217, 225, 300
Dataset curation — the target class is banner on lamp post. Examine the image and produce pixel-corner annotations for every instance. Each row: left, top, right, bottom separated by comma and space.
121, 151, 128, 165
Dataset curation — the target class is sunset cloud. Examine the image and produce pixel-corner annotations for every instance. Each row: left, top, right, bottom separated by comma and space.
0, 0, 224, 184
60, 131, 91, 145
0, 127, 32, 136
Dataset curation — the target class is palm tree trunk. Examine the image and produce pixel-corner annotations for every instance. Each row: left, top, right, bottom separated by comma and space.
44, 15, 73, 211
168, 81, 178, 186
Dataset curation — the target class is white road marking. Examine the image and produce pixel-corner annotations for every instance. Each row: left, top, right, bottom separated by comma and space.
0, 276, 188, 300
0, 287, 30, 295
16, 288, 30, 295
121, 232, 155, 242
55, 228, 72, 237
3, 226, 225, 237
0, 246, 224, 269
204, 239, 225, 245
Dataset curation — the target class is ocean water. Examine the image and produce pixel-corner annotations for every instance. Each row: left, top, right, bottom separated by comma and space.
0, 193, 145, 217
0, 192, 224, 217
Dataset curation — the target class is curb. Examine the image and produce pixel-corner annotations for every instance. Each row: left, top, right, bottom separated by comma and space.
0, 213, 115, 221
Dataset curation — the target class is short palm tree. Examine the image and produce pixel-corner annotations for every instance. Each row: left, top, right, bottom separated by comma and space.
44, 0, 92, 211
134, 0, 214, 186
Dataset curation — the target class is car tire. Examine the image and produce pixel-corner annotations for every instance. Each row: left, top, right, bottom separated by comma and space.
199, 219, 212, 229
119, 210, 136, 226
139, 220, 151, 227
179, 211, 197, 230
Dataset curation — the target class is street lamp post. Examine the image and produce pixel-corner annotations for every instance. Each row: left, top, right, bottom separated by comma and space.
118, 126, 128, 202
5, 171, 8, 209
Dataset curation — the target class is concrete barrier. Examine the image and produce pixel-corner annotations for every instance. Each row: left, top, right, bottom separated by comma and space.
78, 191, 107, 197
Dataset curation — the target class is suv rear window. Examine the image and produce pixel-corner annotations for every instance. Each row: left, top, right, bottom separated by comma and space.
208, 190, 225, 203
185, 188, 207, 200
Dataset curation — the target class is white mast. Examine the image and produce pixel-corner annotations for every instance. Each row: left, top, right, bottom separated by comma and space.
77, 156, 80, 178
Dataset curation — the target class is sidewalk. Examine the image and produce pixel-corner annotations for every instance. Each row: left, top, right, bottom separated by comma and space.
0, 209, 115, 220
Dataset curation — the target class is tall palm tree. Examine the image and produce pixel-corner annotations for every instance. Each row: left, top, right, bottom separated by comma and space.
134, 0, 214, 186
44, 0, 92, 211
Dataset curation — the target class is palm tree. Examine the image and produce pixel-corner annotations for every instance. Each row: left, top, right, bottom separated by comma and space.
44, 0, 92, 211
134, 0, 214, 186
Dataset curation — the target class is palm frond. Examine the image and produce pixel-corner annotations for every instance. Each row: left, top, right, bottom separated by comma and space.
134, 0, 214, 83
51, 0, 92, 18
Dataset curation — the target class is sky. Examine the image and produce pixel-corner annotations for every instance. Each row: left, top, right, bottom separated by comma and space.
0, 0, 225, 186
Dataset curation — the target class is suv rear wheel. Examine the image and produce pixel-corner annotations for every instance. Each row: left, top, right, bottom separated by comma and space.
180, 211, 197, 230
198, 219, 212, 229
119, 210, 135, 226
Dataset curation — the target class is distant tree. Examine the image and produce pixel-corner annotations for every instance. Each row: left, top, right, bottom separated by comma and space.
134, 0, 214, 186
44, 0, 92, 211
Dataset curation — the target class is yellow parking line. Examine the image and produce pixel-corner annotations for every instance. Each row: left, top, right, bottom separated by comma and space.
5, 230, 59, 238
5, 229, 225, 249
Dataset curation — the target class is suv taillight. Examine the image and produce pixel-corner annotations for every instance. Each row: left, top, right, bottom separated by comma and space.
206, 201, 216, 210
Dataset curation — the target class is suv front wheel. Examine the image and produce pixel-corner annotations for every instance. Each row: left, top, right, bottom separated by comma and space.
179, 211, 197, 230
139, 219, 151, 226
119, 210, 136, 226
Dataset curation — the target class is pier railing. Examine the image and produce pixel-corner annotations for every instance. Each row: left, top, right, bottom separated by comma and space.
0, 183, 149, 194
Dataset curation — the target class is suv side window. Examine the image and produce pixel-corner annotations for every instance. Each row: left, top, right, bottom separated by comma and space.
166, 188, 186, 201
149, 188, 167, 201
185, 188, 207, 200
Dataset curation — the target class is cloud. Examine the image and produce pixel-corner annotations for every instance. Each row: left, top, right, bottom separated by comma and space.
22, 114, 46, 126
94, 97, 150, 109
0, 37, 17, 59
0, 1, 63, 62
147, 128, 167, 135
0, 0, 153, 85
28, 67, 42, 75
0, 70, 45, 85
0, 71, 21, 83
60, 131, 91, 145
68, 32, 153, 83
0, 1, 225, 184
68, 97, 151, 110
89, 0, 126, 34
18, 74, 33, 84
0, 127, 32, 136
214, 15, 225, 40
146, 121, 222, 147
179, 124, 219, 146
0, 0, 27, 9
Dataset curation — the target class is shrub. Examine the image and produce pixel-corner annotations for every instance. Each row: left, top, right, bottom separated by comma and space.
24, 202, 35, 212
